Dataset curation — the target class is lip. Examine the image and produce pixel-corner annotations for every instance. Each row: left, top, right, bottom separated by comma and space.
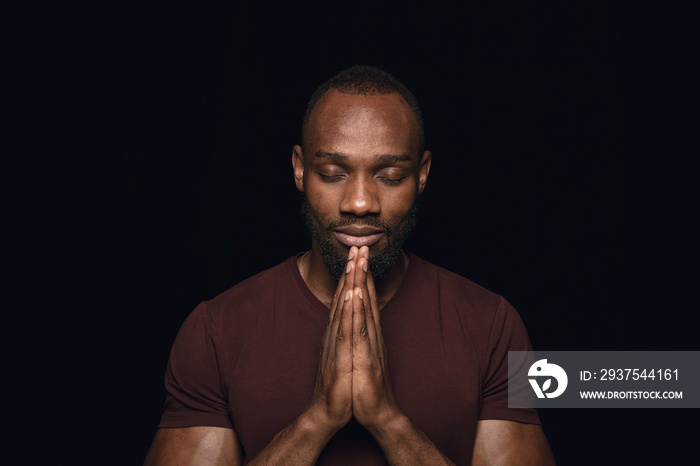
333, 226, 385, 248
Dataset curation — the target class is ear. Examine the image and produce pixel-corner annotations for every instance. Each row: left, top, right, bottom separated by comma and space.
417, 150, 432, 194
292, 145, 305, 192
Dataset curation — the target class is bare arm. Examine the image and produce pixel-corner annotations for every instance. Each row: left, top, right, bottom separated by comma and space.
471, 420, 555, 466
143, 426, 242, 466
366, 414, 456, 465
143, 415, 337, 466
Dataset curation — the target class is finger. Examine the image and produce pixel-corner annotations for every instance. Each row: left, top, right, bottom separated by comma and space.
329, 247, 357, 333
365, 269, 380, 323
365, 270, 383, 355
358, 246, 369, 269
337, 259, 355, 348
352, 286, 371, 358
328, 262, 346, 320
321, 268, 344, 357
353, 254, 376, 344
324, 247, 358, 364
352, 247, 367, 294
360, 271, 377, 349
352, 246, 370, 330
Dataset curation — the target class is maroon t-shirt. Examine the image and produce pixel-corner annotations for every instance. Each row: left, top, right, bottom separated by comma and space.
159, 253, 540, 464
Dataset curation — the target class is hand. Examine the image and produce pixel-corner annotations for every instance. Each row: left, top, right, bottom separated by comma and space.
350, 246, 403, 430
252, 248, 457, 464
305, 248, 358, 433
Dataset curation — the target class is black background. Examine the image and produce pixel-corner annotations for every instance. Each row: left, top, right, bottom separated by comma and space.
7, 1, 696, 464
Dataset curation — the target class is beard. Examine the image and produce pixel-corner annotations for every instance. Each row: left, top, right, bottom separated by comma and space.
301, 195, 419, 284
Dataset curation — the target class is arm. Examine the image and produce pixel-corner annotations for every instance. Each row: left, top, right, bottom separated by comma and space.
365, 414, 456, 465
246, 252, 360, 464
143, 426, 241, 466
145, 250, 359, 465
471, 420, 555, 466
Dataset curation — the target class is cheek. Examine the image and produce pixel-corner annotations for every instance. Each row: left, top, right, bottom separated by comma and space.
305, 186, 333, 211
383, 187, 417, 216
304, 186, 338, 226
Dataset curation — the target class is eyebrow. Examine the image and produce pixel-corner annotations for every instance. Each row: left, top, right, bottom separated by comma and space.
314, 151, 412, 164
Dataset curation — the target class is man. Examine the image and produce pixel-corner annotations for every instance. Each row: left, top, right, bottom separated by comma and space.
144, 65, 555, 465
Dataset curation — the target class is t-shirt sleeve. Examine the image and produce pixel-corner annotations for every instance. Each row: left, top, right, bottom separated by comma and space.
478, 296, 541, 425
159, 302, 233, 429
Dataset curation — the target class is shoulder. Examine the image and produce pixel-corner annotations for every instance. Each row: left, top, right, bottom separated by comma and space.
208, 256, 297, 306
408, 253, 508, 313
405, 254, 528, 344
191, 255, 300, 327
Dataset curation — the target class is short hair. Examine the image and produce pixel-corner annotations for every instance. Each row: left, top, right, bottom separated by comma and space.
301, 65, 425, 153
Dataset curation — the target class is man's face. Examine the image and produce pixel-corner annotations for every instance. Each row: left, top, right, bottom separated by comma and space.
294, 90, 431, 282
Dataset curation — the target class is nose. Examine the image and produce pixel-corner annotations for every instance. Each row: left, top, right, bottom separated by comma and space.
339, 176, 380, 216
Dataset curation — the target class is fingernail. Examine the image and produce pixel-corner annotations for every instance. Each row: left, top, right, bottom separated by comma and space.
357, 288, 363, 299
346, 262, 352, 273
363, 260, 368, 272
362, 248, 369, 259
345, 290, 351, 301
348, 248, 355, 260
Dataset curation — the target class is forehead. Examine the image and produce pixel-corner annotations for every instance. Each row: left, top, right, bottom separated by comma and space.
307, 90, 420, 158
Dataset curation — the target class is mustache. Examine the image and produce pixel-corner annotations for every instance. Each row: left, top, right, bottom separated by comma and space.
326, 216, 392, 232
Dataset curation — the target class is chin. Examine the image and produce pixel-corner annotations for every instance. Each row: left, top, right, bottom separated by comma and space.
301, 196, 418, 282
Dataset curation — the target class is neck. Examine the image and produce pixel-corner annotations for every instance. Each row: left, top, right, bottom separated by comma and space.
299, 245, 408, 309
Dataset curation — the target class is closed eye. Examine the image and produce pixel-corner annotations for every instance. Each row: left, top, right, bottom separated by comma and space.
317, 173, 345, 182
378, 176, 406, 185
